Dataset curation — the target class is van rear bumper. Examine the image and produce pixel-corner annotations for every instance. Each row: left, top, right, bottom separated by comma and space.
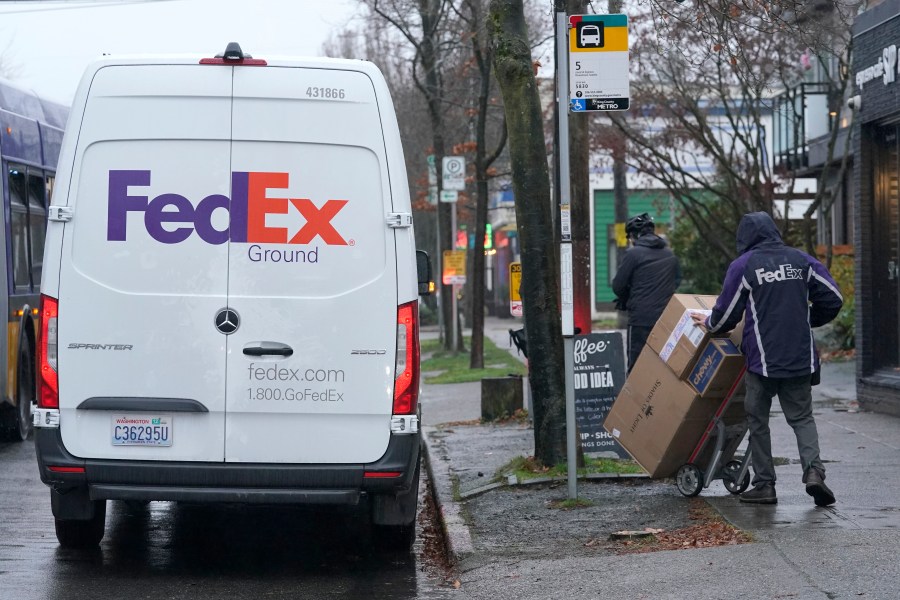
35, 428, 420, 506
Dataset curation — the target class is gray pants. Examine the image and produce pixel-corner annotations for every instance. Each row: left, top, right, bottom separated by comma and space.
744, 372, 824, 486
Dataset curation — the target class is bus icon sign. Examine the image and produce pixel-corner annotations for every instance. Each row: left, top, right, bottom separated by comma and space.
568, 14, 629, 112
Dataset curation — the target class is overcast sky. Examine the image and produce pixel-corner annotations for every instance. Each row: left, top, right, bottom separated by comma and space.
0, 0, 360, 104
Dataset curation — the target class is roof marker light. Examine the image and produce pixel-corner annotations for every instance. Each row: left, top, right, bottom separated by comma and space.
200, 42, 267, 66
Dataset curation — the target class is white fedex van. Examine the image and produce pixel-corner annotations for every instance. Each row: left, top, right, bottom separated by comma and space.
33, 44, 430, 550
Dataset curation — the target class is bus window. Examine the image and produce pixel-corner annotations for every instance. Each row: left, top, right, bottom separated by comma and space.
28, 170, 46, 288
8, 166, 30, 291
46, 175, 55, 204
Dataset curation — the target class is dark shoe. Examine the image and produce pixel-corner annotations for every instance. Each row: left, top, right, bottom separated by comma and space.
805, 468, 836, 507
740, 483, 777, 504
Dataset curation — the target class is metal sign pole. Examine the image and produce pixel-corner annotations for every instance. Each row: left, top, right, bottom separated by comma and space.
557, 9, 577, 501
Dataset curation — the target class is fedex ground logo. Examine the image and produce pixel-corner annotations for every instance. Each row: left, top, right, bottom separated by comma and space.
106, 170, 350, 248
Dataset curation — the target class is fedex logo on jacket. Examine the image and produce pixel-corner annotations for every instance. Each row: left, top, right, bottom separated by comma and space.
754, 264, 804, 285
106, 170, 349, 245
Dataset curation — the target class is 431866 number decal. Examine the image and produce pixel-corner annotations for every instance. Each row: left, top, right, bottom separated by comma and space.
306, 87, 346, 99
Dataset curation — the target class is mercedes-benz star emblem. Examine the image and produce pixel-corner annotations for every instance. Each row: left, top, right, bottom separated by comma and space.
214, 308, 240, 335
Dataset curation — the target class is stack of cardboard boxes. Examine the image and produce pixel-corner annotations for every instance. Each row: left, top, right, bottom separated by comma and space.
603, 295, 746, 478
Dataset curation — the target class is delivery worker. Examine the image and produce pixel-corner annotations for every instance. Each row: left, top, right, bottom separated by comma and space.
692, 212, 843, 506
612, 213, 681, 372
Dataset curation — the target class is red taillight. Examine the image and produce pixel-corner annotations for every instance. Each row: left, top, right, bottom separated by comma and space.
363, 471, 402, 479
393, 301, 420, 415
47, 466, 84, 474
37, 295, 59, 409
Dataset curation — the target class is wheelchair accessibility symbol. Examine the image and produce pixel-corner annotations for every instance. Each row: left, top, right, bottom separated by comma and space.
570, 99, 586, 111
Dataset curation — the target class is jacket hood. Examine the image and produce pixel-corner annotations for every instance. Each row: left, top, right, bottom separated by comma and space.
736, 212, 783, 254
634, 233, 667, 249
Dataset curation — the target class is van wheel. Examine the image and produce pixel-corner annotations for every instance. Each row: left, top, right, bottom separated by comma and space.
374, 521, 416, 552
55, 501, 107, 548
372, 456, 420, 553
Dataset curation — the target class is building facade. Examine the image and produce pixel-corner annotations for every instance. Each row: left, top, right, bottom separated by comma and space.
852, 0, 900, 415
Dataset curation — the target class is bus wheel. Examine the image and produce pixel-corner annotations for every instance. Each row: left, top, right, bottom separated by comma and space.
13, 349, 34, 441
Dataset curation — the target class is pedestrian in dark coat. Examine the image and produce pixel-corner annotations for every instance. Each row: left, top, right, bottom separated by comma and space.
693, 212, 843, 506
612, 213, 681, 372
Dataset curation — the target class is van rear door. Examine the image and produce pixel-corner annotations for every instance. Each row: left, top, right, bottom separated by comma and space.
224, 66, 397, 464
56, 65, 232, 461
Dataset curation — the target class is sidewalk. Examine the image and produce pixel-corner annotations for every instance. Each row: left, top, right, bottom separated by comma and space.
421, 317, 900, 599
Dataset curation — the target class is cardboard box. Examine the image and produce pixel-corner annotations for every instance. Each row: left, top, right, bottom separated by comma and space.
647, 294, 719, 378
687, 338, 746, 399
603, 346, 725, 478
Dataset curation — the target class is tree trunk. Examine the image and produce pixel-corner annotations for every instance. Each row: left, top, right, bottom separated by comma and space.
609, 0, 628, 329
469, 0, 491, 369
490, 0, 567, 466
417, 0, 455, 350
569, 0, 591, 335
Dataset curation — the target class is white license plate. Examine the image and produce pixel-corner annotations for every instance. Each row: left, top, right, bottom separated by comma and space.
111, 414, 173, 446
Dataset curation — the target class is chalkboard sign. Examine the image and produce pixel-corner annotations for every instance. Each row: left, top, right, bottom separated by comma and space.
573, 332, 629, 458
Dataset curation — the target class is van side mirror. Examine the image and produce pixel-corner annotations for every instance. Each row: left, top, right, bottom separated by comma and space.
416, 250, 433, 296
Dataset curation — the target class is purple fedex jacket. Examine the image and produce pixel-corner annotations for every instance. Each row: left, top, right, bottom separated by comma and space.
706, 212, 843, 378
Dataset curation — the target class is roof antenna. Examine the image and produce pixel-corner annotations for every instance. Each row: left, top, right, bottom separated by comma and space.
219, 42, 252, 60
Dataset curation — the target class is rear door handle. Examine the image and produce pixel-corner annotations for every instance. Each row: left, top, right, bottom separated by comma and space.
242, 342, 294, 357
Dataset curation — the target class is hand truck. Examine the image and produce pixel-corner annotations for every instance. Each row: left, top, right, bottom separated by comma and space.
675, 367, 752, 497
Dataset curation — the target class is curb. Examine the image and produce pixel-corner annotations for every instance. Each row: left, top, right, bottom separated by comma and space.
421, 426, 474, 562
458, 471, 649, 500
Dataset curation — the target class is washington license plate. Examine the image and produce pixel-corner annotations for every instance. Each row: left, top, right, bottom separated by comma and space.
111, 414, 172, 446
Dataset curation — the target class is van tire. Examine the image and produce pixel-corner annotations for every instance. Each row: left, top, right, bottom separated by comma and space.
55, 501, 106, 548
372, 455, 420, 553
374, 521, 415, 553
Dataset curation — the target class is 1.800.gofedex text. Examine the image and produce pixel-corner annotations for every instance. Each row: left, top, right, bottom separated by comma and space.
248, 387, 344, 402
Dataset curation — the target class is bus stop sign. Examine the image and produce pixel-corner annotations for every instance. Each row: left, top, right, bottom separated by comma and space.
568, 14, 629, 112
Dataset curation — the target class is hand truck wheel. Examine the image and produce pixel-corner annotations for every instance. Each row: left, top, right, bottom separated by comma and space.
676, 463, 703, 497
722, 460, 750, 494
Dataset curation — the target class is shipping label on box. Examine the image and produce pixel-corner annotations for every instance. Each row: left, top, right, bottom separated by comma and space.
648, 295, 719, 379
688, 338, 745, 399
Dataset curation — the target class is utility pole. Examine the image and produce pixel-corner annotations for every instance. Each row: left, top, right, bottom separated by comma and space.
555, 3, 578, 501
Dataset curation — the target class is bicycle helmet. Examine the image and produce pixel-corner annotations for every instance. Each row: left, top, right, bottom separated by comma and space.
625, 213, 655, 238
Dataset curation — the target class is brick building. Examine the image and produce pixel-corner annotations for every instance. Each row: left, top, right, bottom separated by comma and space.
852, 0, 900, 415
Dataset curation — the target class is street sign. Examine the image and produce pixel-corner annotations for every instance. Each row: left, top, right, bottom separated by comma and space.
568, 14, 629, 112
427, 154, 437, 185
427, 186, 438, 205
440, 189, 458, 203
442, 156, 466, 191
442, 249, 467, 284
509, 262, 522, 317
573, 332, 629, 457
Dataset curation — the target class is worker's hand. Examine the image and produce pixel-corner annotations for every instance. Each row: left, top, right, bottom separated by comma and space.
690, 312, 708, 331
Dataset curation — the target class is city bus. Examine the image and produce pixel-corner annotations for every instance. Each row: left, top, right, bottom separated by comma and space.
0, 78, 67, 441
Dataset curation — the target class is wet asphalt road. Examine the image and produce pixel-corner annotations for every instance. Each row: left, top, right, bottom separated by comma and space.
0, 438, 456, 600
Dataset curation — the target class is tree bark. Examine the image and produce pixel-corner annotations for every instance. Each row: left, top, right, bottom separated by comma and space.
567, 0, 592, 335
415, 0, 455, 350
489, 0, 567, 466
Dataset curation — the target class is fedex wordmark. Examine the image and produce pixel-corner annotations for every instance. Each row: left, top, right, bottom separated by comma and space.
106, 170, 349, 246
